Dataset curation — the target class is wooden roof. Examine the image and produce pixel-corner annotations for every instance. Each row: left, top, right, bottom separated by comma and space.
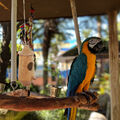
0, 0, 120, 21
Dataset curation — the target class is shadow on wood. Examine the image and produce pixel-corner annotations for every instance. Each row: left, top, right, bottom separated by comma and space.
0, 91, 99, 111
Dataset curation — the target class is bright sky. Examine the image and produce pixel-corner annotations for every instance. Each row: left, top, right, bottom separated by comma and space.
0, 25, 3, 41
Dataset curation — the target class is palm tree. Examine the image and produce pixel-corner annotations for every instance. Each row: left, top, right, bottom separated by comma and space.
42, 20, 58, 90
43, 19, 72, 90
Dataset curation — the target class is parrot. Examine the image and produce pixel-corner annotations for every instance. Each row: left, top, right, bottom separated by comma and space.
66, 37, 104, 120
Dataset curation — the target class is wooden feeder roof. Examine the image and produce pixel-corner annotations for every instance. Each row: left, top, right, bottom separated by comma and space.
0, 0, 120, 22
18, 45, 34, 56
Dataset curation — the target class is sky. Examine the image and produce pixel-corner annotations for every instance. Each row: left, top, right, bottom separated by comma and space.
0, 25, 3, 41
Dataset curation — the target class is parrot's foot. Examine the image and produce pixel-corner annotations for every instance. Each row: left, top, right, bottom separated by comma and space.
76, 92, 90, 104
83, 91, 97, 104
83, 91, 97, 100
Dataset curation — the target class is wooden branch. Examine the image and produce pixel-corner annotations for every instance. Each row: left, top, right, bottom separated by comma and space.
0, 92, 99, 111
6, 89, 51, 98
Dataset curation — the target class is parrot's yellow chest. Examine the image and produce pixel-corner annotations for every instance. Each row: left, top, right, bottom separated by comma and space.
86, 51, 96, 81
82, 42, 96, 83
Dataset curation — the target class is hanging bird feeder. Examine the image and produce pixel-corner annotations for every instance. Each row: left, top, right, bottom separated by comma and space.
18, 45, 34, 90
17, 0, 35, 94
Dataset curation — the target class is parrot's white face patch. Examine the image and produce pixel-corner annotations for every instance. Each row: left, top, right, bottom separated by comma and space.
88, 38, 101, 48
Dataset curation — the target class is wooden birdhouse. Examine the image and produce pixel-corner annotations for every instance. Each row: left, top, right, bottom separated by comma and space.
18, 45, 34, 88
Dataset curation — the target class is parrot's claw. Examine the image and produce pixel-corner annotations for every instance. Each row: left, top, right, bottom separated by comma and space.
84, 91, 97, 101
76, 92, 90, 104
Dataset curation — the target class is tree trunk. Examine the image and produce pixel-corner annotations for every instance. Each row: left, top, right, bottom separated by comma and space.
0, 22, 11, 84
42, 20, 58, 91
97, 16, 104, 77
43, 20, 51, 91
97, 16, 102, 38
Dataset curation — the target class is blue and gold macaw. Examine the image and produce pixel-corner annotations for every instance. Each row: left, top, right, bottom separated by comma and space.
66, 37, 104, 120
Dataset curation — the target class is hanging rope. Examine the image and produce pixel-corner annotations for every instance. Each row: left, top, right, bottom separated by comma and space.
11, 0, 18, 90
28, 5, 35, 50
23, 0, 27, 44
70, 0, 81, 55
19, 1, 34, 49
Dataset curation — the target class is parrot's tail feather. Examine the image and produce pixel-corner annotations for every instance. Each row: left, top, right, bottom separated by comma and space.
67, 108, 71, 120
67, 108, 77, 120
70, 108, 77, 120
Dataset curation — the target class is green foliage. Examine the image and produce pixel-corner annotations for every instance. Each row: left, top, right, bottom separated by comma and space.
77, 109, 91, 120
22, 112, 42, 120
14, 111, 28, 120
98, 73, 110, 95
4, 79, 39, 93
117, 22, 120, 40
82, 29, 92, 38
36, 109, 66, 120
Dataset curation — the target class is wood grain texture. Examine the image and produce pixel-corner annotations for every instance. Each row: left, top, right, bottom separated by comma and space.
0, 91, 99, 111
108, 10, 120, 120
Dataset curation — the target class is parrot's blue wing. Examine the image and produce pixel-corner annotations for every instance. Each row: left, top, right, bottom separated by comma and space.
67, 53, 87, 96
66, 53, 87, 120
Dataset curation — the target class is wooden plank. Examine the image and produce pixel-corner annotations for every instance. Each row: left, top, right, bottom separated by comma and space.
108, 11, 120, 120
0, 92, 99, 111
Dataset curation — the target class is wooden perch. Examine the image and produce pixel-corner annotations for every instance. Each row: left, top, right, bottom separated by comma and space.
0, 91, 99, 111
6, 89, 51, 98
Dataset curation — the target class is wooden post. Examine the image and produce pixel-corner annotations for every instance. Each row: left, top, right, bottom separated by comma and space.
70, 0, 81, 54
11, 0, 17, 82
108, 11, 120, 120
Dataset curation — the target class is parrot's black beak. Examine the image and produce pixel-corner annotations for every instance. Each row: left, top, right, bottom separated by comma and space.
97, 41, 105, 53
90, 41, 105, 54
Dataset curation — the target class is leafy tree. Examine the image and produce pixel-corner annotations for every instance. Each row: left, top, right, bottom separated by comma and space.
0, 22, 11, 84
79, 15, 108, 40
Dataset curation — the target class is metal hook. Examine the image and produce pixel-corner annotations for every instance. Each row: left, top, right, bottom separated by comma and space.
10, 81, 18, 91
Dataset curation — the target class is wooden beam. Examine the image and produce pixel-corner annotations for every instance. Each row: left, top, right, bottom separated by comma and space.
0, 92, 99, 111
108, 11, 120, 120
70, 0, 81, 54
0, 2, 8, 10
